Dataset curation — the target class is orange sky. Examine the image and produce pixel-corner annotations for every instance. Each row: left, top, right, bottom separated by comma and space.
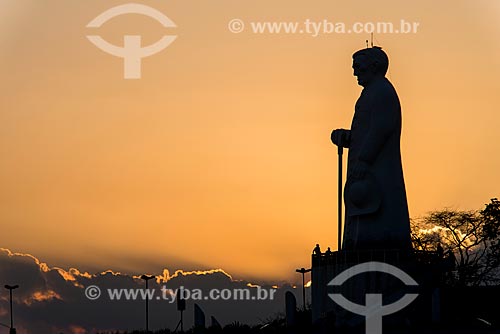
0, 0, 499, 282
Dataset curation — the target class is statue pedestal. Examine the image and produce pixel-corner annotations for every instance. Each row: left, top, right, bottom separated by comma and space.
311, 249, 445, 333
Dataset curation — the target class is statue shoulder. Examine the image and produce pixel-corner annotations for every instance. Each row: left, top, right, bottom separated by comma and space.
370, 79, 400, 104
370, 78, 397, 94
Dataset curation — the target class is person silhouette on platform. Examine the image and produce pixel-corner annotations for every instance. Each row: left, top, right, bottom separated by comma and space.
313, 244, 321, 255
437, 243, 444, 258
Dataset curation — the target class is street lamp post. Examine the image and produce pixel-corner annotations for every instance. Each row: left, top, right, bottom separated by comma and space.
176, 292, 186, 333
140, 275, 154, 333
4, 285, 19, 334
295, 268, 311, 310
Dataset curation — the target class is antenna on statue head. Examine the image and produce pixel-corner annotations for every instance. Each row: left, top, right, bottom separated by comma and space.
365, 40, 368, 48
371, 33, 374, 47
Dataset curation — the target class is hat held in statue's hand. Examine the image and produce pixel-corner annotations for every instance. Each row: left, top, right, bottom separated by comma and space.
344, 173, 382, 216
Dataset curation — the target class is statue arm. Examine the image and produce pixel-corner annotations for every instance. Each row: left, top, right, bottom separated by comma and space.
358, 91, 399, 164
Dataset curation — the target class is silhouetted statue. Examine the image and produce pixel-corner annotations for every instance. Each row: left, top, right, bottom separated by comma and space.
211, 316, 222, 330
313, 244, 321, 255
325, 247, 332, 255
331, 47, 412, 251
194, 303, 206, 328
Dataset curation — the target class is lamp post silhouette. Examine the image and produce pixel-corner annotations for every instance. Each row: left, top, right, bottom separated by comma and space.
4, 285, 19, 334
295, 268, 311, 309
174, 292, 186, 333
140, 275, 154, 333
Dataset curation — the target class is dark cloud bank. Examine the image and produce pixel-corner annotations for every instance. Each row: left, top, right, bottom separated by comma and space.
0, 248, 306, 334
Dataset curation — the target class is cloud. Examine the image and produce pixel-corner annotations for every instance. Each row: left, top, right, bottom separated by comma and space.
0, 248, 306, 334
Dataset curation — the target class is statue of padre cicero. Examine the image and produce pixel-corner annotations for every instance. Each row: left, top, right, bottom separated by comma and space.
331, 47, 413, 251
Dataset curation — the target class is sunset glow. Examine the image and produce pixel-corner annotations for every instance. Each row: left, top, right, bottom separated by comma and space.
0, 0, 499, 284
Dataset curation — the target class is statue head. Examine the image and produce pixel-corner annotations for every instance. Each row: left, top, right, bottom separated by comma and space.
352, 46, 389, 87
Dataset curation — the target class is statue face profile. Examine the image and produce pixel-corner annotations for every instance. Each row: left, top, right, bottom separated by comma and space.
352, 55, 377, 87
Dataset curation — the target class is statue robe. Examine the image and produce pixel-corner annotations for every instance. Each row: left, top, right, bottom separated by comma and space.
342, 77, 412, 250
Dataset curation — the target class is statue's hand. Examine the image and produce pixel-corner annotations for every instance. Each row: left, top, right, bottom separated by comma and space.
331, 129, 350, 147
352, 160, 370, 179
